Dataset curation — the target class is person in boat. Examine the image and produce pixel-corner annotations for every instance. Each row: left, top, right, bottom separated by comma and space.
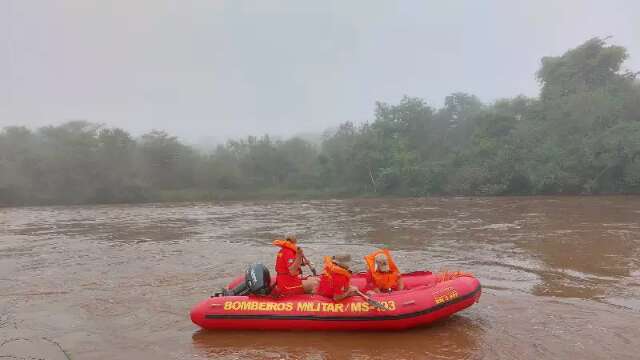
364, 249, 404, 293
272, 233, 317, 296
316, 254, 359, 301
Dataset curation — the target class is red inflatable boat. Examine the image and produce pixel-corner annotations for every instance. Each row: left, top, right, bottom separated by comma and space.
190, 269, 481, 331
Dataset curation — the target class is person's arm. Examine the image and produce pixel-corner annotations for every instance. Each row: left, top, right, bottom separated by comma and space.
288, 248, 304, 276
397, 277, 405, 291
333, 285, 358, 301
333, 292, 349, 301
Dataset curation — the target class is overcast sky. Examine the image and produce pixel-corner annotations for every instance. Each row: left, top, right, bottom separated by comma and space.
1, 0, 639, 143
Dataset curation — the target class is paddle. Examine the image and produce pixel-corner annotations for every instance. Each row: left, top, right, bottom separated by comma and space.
355, 289, 389, 311
301, 254, 317, 276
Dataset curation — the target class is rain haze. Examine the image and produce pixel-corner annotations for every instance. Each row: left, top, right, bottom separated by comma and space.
2, 0, 639, 143
4, 2, 640, 359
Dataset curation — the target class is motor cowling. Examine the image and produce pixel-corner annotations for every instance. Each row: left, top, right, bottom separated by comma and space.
220, 263, 271, 296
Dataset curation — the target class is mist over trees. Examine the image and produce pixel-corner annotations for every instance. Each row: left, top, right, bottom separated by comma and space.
2, 38, 639, 206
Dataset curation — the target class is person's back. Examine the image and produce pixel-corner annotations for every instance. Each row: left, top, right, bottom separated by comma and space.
273, 234, 305, 296
317, 255, 358, 301
364, 249, 404, 293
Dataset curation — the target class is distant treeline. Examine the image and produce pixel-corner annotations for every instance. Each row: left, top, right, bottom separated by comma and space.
2, 38, 640, 206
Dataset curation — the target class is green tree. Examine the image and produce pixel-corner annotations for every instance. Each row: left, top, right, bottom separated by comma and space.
137, 130, 197, 190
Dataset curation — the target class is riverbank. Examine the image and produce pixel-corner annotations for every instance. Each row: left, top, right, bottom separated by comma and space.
0, 187, 352, 207
3, 187, 639, 208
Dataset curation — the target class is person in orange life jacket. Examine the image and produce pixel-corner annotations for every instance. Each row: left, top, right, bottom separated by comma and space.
273, 233, 317, 296
316, 254, 359, 301
364, 249, 404, 294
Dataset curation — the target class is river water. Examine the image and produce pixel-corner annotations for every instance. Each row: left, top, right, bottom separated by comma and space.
1, 197, 639, 359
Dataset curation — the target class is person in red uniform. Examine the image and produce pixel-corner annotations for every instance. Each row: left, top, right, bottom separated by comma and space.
273, 234, 316, 296
363, 248, 404, 294
316, 254, 358, 301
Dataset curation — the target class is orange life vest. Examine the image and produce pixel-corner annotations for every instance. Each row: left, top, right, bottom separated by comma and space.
322, 256, 352, 280
273, 239, 300, 275
272, 239, 298, 253
364, 249, 401, 291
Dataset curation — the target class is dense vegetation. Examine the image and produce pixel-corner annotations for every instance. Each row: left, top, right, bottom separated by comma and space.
2, 38, 639, 206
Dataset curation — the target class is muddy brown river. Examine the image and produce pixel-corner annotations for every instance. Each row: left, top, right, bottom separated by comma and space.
1, 197, 639, 359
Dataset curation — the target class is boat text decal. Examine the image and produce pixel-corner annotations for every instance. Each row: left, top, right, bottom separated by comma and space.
222, 300, 396, 313
433, 287, 459, 304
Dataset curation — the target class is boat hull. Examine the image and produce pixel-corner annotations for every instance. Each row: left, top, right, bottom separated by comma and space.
191, 271, 481, 331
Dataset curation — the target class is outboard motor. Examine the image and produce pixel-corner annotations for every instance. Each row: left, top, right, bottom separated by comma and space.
218, 263, 271, 297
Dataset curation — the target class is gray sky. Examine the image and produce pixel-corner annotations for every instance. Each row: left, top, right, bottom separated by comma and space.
2, 0, 639, 142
